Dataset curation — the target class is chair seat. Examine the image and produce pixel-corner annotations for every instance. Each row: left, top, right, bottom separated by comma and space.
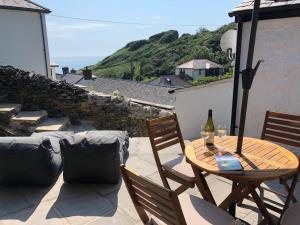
149, 194, 235, 225
162, 154, 195, 182
281, 202, 300, 225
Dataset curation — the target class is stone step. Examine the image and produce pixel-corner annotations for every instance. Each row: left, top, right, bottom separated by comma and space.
35, 117, 70, 132
10, 110, 48, 127
0, 104, 21, 122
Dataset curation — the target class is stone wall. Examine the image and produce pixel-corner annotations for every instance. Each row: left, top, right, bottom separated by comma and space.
0, 66, 169, 136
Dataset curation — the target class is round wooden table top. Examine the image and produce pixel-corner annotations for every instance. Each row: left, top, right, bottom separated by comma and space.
185, 136, 299, 182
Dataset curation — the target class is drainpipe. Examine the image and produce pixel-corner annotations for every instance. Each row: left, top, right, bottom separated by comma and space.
40, 13, 50, 78
230, 17, 243, 136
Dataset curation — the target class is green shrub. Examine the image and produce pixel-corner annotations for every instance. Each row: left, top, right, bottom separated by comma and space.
192, 73, 232, 86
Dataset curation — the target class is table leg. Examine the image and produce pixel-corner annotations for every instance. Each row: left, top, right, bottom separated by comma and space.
191, 166, 216, 205
249, 184, 276, 225
219, 183, 252, 210
229, 182, 237, 217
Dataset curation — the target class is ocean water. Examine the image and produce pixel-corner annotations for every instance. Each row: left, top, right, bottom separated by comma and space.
51, 56, 105, 74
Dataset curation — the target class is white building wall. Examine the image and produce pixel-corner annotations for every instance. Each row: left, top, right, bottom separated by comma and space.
236, 17, 300, 138
0, 9, 49, 76
175, 79, 233, 140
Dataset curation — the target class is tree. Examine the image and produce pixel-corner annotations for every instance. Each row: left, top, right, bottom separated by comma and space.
134, 62, 143, 81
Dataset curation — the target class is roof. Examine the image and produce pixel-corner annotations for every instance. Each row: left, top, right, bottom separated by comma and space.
149, 75, 193, 88
59, 73, 83, 85
230, 0, 300, 16
0, 0, 50, 13
176, 59, 223, 70
77, 77, 176, 106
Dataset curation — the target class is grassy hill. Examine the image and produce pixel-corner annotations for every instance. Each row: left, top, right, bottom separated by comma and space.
90, 23, 236, 81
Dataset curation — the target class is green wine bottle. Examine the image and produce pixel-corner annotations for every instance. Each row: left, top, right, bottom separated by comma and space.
205, 109, 215, 146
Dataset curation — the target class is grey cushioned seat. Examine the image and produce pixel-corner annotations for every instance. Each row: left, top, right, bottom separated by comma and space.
0, 136, 62, 186
281, 202, 300, 225
60, 130, 129, 183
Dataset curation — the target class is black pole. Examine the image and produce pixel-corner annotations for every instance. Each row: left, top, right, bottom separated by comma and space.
228, 18, 243, 217
230, 18, 243, 136
236, 0, 261, 155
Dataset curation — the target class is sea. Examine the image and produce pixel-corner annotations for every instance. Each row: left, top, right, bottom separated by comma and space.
51, 56, 105, 74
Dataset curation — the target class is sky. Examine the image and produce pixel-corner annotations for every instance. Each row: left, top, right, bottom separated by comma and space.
35, 0, 241, 58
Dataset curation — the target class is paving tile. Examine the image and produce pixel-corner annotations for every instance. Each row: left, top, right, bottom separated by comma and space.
21, 175, 90, 205
52, 191, 115, 225
86, 209, 137, 225
88, 178, 123, 196
0, 200, 68, 225
0, 186, 32, 218
125, 156, 157, 177
106, 184, 140, 223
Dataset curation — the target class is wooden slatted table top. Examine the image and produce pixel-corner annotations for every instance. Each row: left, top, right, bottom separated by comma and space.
185, 136, 299, 182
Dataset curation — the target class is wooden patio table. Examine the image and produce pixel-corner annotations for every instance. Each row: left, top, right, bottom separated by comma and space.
185, 136, 299, 225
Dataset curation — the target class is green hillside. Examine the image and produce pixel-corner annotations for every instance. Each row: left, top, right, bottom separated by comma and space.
90, 23, 236, 80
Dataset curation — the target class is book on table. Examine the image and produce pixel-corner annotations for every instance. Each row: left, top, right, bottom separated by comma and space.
215, 152, 244, 173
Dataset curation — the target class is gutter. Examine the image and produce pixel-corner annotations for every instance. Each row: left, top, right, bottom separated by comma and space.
230, 17, 243, 136
229, 4, 300, 17
0, 6, 51, 14
40, 13, 50, 78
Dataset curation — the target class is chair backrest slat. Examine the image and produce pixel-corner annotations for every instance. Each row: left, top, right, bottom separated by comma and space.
262, 111, 300, 148
121, 165, 187, 225
147, 113, 185, 153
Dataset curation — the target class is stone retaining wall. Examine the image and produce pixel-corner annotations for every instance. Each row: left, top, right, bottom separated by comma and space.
0, 66, 170, 136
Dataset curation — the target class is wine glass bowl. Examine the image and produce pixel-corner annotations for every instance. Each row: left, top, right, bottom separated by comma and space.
218, 125, 227, 138
217, 125, 227, 155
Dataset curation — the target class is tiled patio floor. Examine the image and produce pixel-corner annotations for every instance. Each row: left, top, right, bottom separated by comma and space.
0, 137, 299, 225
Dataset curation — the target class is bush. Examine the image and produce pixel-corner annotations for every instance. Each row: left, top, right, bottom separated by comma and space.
192, 73, 232, 86
159, 31, 179, 44
126, 40, 149, 51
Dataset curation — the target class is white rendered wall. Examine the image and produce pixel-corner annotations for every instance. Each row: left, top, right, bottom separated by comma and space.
236, 17, 300, 138
0, 9, 50, 76
175, 79, 233, 140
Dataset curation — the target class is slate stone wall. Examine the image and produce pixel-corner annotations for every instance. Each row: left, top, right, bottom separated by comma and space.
0, 66, 169, 136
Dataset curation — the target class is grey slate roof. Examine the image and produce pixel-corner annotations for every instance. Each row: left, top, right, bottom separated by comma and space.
149, 75, 193, 88
78, 77, 176, 106
0, 0, 50, 13
230, 0, 300, 16
59, 73, 83, 85
176, 59, 223, 70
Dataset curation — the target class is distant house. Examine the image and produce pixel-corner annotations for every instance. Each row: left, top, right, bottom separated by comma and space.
175, 59, 223, 80
0, 0, 51, 77
50, 63, 59, 80
148, 75, 193, 88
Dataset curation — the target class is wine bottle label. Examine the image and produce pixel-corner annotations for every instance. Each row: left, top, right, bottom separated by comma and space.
206, 132, 214, 145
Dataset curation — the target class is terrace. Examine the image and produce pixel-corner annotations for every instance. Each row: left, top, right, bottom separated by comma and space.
1, 137, 299, 225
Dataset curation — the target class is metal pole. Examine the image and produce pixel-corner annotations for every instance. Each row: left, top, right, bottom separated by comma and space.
236, 0, 261, 155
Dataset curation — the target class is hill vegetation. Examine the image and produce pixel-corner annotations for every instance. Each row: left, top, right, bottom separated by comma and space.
90, 23, 236, 81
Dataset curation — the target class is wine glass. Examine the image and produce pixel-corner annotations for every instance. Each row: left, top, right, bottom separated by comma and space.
217, 125, 227, 154
218, 125, 227, 139
200, 126, 209, 150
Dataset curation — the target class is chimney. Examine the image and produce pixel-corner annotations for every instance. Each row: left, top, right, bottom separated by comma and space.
83, 67, 92, 80
70, 68, 77, 74
62, 67, 69, 75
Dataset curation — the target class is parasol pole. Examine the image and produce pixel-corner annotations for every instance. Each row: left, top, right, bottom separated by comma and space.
236, 0, 263, 155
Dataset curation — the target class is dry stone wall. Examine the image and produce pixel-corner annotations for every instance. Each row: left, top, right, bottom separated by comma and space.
0, 66, 170, 136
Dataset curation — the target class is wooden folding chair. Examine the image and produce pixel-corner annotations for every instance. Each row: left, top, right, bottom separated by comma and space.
246, 111, 300, 219
121, 165, 235, 225
146, 113, 196, 195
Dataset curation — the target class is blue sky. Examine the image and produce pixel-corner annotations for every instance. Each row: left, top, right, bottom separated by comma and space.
35, 0, 241, 58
